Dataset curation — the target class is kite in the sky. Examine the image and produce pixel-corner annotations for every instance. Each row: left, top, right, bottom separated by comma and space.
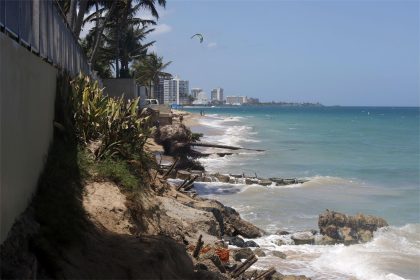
191, 33, 204, 43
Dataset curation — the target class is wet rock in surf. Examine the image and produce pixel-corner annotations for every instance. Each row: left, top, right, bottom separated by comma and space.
275, 230, 290, 235
291, 231, 315, 245
215, 174, 230, 183
272, 251, 287, 259
244, 240, 259, 247
231, 248, 254, 261
224, 236, 245, 247
258, 179, 272, 186
253, 248, 266, 257
318, 210, 388, 244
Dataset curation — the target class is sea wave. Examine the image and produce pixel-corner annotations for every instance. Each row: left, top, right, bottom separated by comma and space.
248, 224, 420, 280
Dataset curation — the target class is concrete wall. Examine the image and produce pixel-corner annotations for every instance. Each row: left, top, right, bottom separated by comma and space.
103, 78, 137, 100
0, 33, 57, 243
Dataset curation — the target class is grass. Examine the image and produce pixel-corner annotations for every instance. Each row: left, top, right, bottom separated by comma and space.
95, 158, 140, 191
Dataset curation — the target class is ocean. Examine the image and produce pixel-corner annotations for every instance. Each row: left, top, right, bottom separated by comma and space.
184, 106, 420, 280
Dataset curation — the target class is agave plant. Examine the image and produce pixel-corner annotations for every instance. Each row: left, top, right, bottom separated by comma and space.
70, 74, 154, 162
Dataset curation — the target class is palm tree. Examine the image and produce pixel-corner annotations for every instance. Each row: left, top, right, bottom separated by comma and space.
132, 53, 172, 98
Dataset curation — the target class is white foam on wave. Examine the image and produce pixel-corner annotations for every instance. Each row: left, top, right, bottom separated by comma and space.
249, 224, 420, 280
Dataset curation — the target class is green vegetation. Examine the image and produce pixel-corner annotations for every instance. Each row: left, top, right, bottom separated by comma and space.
133, 53, 172, 98
33, 73, 156, 254
70, 74, 154, 161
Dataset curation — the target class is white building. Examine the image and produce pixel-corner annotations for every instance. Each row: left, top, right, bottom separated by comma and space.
154, 75, 172, 104
191, 88, 203, 99
225, 96, 247, 105
192, 91, 209, 105
211, 88, 224, 102
163, 76, 190, 105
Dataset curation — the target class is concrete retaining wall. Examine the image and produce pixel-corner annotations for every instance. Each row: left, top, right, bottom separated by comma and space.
103, 78, 138, 100
0, 33, 57, 243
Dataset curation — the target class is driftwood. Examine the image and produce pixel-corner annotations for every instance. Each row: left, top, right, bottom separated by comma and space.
255, 267, 276, 280
176, 178, 189, 191
183, 175, 199, 191
231, 255, 258, 278
209, 254, 226, 273
163, 158, 179, 179
193, 235, 204, 259
186, 142, 265, 152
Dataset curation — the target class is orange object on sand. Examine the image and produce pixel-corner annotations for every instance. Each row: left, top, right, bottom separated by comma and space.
215, 248, 230, 262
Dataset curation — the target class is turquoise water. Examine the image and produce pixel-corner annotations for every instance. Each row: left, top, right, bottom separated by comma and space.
184, 106, 420, 279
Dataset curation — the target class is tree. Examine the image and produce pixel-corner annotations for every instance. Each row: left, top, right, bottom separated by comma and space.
81, 0, 165, 78
132, 53, 172, 98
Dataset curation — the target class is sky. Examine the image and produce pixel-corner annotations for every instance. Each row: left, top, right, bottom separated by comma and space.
144, 0, 419, 106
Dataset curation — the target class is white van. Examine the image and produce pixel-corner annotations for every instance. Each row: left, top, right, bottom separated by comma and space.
145, 99, 159, 105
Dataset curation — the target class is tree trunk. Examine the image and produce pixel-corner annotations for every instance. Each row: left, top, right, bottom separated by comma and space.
90, 0, 117, 65
67, 0, 77, 29
73, 0, 89, 38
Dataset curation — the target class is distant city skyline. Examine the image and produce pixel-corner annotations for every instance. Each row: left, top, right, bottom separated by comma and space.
147, 0, 419, 106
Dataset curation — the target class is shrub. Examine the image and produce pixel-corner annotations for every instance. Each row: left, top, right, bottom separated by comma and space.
69, 74, 154, 161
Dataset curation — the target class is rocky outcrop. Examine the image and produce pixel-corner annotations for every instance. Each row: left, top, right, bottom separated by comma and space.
272, 251, 287, 259
318, 210, 388, 244
231, 248, 254, 261
187, 199, 264, 238
291, 231, 315, 245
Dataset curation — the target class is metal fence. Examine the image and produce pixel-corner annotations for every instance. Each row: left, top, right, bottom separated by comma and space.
0, 0, 92, 76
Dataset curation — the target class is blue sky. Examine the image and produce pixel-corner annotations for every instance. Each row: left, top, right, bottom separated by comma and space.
146, 0, 419, 106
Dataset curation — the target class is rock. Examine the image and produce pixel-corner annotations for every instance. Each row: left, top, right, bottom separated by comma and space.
231, 248, 254, 261
275, 239, 286, 246
244, 240, 259, 247
318, 210, 388, 244
177, 170, 191, 180
245, 178, 258, 185
291, 232, 315, 245
253, 248, 266, 257
259, 179, 272, 186
215, 174, 230, 183
188, 199, 264, 238
228, 178, 236, 184
202, 177, 213, 182
281, 276, 311, 280
225, 236, 245, 247
272, 251, 286, 259
358, 229, 373, 243
276, 230, 290, 235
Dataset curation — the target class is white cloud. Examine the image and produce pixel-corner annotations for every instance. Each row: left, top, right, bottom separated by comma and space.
207, 42, 218, 49
152, 23, 173, 36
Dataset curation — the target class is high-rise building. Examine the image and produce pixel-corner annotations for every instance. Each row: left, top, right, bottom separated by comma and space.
163, 76, 190, 105
211, 88, 224, 102
191, 88, 203, 99
225, 96, 247, 105
154, 75, 172, 104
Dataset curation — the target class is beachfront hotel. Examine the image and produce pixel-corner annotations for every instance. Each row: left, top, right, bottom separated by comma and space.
225, 96, 248, 105
191, 88, 203, 99
211, 88, 224, 102
163, 76, 190, 105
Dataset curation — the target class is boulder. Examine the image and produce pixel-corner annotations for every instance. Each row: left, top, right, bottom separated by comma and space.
215, 174, 230, 183
275, 230, 290, 235
274, 239, 286, 246
253, 248, 266, 257
245, 178, 258, 185
318, 210, 388, 244
177, 170, 191, 180
272, 251, 286, 259
259, 179, 272, 186
231, 248, 254, 261
244, 240, 259, 247
190, 199, 263, 238
291, 232, 315, 245
225, 236, 245, 247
